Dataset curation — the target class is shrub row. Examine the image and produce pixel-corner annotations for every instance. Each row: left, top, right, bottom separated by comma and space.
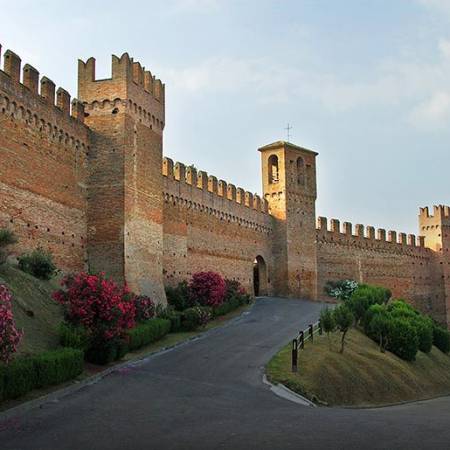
127, 318, 171, 351
0, 348, 84, 401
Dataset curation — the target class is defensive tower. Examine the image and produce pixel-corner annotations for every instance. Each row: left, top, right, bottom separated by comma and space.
419, 205, 450, 324
78, 53, 166, 300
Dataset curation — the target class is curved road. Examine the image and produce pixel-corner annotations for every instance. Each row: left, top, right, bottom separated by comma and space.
1, 297, 450, 450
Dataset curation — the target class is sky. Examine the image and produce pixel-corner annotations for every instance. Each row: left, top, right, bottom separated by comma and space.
1, 0, 449, 234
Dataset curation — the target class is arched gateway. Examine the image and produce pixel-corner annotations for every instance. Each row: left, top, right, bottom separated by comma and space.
253, 256, 268, 296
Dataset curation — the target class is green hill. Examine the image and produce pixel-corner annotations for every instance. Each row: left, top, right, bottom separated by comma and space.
267, 328, 450, 407
0, 264, 63, 356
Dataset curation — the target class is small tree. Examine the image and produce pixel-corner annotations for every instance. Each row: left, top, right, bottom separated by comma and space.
319, 307, 336, 349
0, 229, 17, 265
333, 304, 354, 353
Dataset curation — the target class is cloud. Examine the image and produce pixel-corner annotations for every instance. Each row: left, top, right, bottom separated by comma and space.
163, 37, 450, 128
409, 91, 450, 129
167, 0, 221, 14
418, 0, 450, 16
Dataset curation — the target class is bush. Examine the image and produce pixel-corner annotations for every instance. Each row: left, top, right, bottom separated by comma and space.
85, 341, 119, 365
414, 317, 433, 354
59, 323, 90, 351
0, 229, 17, 265
18, 247, 56, 280
387, 300, 432, 353
181, 306, 212, 331
347, 285, 391, 326
0, 348, 83, 401
333, 304, 354, 353
189, 272, 226, 307
224, 279, 241, 302
127, 318, 171, 351
433, 324, 450, 354
133, 295, 155, 322
53, 272, 135, 355
386, 317, 419, 361
166, 281, 192, 311
158, 307, 183, 332
0, 284, 23, 363
365, 304, 391, 352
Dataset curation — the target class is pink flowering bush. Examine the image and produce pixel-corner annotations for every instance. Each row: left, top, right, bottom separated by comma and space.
133, 295, 155, 322
0, 284, 23, 363
53, 273, 136, 349
189, 271, 226, 307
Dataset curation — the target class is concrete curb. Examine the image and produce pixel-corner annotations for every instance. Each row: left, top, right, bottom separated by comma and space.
262, 374, 316, 407
0, 303, 255, 422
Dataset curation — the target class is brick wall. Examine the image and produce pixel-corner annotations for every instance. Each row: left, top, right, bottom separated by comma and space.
162, 158, 274, 295
316, 217, 447, 324
0, 47, 88, 272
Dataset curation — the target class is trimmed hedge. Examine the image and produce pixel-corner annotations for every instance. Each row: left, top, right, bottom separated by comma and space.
59, 323, 90, 351
386, 317, 419, 362
0, 348, 84, 401
433, 324, 450, 354
212, 295, 244, 318
127, 318, 171, 352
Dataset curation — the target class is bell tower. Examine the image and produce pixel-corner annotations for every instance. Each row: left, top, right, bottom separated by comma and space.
259, 141, 318, 299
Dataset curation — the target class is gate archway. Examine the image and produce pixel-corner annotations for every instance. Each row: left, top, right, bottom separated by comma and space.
253, 256, 268, 296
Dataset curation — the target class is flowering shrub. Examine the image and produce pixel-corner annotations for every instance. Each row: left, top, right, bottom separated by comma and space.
0, 284, 23, 363
133, 295, 155, 322
53, 273, 135, 349
189, 271, 226, 307
324, 279, 359, 301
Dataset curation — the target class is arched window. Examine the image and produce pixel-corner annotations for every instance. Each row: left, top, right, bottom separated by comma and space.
268, 155, 279, 184
297, 157, 305, 186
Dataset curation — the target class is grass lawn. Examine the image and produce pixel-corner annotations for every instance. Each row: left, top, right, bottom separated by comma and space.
0, 264, 63, 355
266, 328, 450, 407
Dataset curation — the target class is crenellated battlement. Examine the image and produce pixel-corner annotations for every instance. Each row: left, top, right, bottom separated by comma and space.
0, 44, 87, 128
162, 157, 270, 232
316, 216, 427, 251
78, 52, 165, 133
419, 205, 450, 224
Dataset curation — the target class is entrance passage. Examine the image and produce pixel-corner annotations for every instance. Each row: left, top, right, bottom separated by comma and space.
253, 256, 268, 296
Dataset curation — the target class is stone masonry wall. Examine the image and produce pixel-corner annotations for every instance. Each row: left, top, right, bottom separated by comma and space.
0, 46, 89, 272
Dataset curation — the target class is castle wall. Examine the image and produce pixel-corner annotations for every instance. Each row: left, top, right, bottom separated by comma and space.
162, 158, 274, 295
0, 47, 88, 272
316, 217, 447, 324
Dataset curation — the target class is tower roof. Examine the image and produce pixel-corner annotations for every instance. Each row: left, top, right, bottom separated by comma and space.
258, 140, 318, 156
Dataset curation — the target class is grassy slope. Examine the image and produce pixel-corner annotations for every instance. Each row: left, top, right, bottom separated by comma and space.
0, 264, 63, 355
267, 328, 450, 407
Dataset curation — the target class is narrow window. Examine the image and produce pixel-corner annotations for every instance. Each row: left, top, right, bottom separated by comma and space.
297, 157, 305, 185
268, 155, 279, 184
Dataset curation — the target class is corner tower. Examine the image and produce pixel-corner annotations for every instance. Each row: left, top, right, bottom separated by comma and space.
259, 141, 318, 299
78, 53, 166, 302
419, 205, 450, 325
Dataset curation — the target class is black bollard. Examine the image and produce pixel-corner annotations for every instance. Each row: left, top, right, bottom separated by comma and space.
292, 339, 298, 372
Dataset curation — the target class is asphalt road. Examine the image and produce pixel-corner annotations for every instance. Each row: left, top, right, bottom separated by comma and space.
1, 297, 450, 450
